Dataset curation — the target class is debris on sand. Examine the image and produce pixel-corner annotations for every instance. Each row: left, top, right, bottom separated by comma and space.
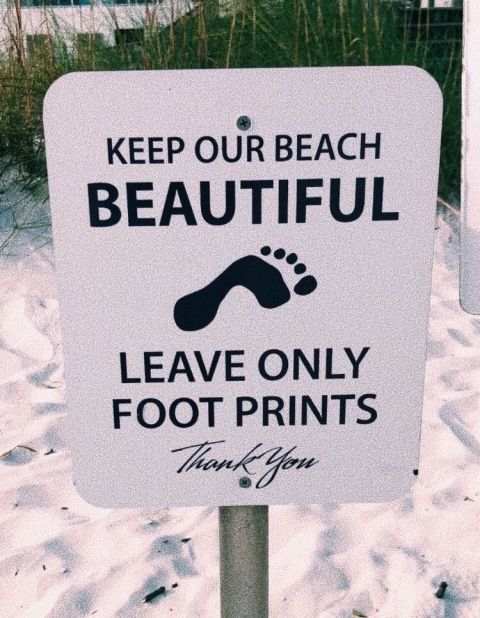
144, 586, 167, 603
435, 582, 448, 599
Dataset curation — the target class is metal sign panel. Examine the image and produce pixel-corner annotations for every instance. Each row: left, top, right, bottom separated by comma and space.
44, 67, 442, 506
461, 0, 480, 314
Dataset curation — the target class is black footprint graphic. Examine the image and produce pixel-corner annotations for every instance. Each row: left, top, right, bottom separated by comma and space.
174, 247, 317, 331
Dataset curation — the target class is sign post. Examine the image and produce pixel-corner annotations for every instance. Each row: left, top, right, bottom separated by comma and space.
43, 66, 442, 613
219, 505, 268, 618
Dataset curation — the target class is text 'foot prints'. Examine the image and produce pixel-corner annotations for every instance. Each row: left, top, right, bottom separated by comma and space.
174, 247, 318, 331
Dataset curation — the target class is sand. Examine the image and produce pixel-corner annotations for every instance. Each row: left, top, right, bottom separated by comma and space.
1, 200, 479, 617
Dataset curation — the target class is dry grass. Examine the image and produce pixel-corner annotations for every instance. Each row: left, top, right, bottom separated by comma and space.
0, 0, 462, 246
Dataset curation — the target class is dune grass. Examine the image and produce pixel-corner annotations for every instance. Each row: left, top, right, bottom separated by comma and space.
0, 0, 462, 216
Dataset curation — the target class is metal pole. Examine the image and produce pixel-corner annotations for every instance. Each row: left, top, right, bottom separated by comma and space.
219, 505, 269, 618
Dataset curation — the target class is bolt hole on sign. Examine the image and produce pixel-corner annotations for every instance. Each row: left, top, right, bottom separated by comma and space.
43, 67, 442, 507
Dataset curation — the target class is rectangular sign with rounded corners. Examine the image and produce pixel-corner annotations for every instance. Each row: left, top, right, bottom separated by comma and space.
44, 67, 442, 507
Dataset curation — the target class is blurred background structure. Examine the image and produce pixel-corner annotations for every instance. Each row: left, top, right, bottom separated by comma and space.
0, 0, 463, 250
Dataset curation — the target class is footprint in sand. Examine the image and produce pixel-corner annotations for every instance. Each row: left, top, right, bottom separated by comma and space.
0, 294, 53, 362
174, 246, 318, 331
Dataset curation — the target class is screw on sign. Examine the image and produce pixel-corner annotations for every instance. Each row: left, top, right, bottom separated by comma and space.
236, 115, 252, 131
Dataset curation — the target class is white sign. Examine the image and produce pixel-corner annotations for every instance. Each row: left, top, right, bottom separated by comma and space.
44, 67, 442, 507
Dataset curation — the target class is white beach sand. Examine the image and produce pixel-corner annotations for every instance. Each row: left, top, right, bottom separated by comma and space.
1, 202, 479, 617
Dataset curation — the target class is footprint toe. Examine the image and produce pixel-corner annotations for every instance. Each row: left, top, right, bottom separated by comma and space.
286, 253, 298, 264
294, 263, 306, 275
294, 275, 317, 296
260, 246, 271, 256
274, 248, 286, 259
